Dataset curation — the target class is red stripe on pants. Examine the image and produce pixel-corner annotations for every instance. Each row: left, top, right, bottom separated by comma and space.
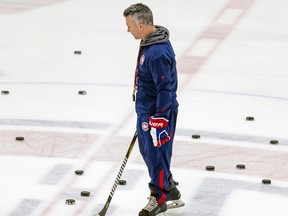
158, 169, 166, 204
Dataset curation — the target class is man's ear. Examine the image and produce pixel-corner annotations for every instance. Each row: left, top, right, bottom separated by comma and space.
138, 23, 144, 31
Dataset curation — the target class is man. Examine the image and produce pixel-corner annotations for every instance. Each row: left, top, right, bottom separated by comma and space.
123, 3, 184, 216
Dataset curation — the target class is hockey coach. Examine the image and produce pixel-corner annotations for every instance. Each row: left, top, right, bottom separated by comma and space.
123, 3, 184, 216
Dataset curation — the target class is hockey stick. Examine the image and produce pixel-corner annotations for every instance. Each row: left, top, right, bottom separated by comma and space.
95, 131, 138, 216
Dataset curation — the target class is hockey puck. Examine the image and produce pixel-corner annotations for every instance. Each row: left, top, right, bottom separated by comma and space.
74, 51, 81, 55
206, 166, 215, 171
66, 199, 75, 205
270, 140, 278, 145
246, 116, 254, 121
81, 191, 90, 197
192, 134, 200, 139
119, 179, 126, 185
262, 179, 271, 184
78, 90, 86, 95
236, 164, 245, 169
1, 90, 9, 95
75, 170, 84, 175
15, 137, 24, 141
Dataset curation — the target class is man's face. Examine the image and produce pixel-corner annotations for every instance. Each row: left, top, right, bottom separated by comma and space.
125, 15, 143, 40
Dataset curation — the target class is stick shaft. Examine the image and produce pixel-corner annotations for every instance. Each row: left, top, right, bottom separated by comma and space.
96, 131, 138, 216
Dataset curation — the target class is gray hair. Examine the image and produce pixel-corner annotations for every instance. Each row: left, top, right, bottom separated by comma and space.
123, 3, 154, 25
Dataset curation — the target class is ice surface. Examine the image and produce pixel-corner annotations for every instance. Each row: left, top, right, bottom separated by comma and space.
1, 0, 288, 215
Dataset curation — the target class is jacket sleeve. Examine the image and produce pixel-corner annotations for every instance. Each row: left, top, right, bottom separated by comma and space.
149, 53, 173, 119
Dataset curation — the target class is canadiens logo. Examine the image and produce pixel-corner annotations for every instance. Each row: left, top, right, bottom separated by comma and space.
142, 122, 149, 131
140, 54, 145, 65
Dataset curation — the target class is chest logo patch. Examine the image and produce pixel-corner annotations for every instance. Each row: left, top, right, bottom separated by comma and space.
140, 54, 145, 65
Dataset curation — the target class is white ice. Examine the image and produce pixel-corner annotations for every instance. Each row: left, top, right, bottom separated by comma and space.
1, 0, 288, 216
